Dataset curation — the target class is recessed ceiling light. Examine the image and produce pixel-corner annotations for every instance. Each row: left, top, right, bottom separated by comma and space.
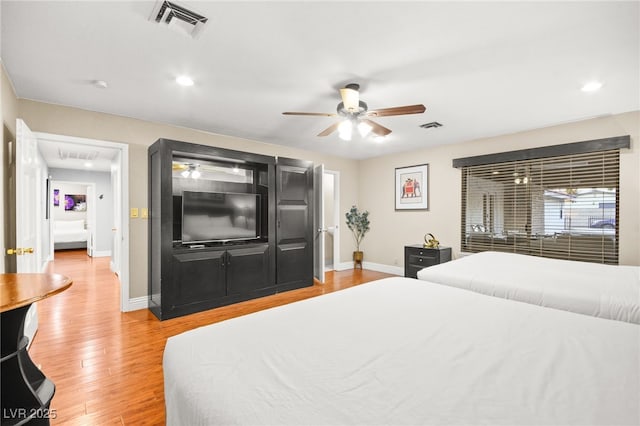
84, 162, 93, 168
92, 80, 108, 89
581, 81, 603, 92
176, 75, 194, 87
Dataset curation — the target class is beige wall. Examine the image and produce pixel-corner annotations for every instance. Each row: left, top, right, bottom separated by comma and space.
17, 99, 360, 298
359, 111, 640, 267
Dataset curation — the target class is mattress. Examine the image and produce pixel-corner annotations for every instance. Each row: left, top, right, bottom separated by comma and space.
53, 220, 88, 243
417, 251, 640, 324
53, 230, 88, 243
163, 277, 639, 425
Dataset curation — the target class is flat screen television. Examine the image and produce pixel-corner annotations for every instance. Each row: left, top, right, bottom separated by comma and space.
181, 191, 260, 244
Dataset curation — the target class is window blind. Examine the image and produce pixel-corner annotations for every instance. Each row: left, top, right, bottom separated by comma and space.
460, 149, 620, 264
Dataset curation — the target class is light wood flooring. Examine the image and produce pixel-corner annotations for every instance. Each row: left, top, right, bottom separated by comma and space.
30, 250, 394, 425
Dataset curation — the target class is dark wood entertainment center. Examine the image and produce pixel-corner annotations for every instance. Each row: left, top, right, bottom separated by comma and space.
148, 139, 314, 320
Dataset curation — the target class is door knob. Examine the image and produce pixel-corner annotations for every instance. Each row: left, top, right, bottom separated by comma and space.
6, 248, 34, 255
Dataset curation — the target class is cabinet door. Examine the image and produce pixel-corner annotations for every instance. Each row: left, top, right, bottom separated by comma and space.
275, 158, 314, 288
171, 250, 226, 308
226, 245, 270, 295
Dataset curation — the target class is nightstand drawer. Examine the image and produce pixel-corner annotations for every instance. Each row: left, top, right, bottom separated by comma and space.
408, 253, 437, 264
412, 249, 436, 258
404, 245, 452, 278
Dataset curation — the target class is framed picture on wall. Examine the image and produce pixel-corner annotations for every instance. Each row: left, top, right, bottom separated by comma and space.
395, 164, 429, 210
65, 194, 87, 212
53, 189, 60, 206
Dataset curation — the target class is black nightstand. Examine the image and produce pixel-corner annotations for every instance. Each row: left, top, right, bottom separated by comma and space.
404, 245, 452, 278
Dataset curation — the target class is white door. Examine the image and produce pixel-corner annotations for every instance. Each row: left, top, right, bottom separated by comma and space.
16, 119, 41, 344
322, 171, 338, 270
86, 184, 96, 257
110, 151, 121, 275
313, 164, 325, 283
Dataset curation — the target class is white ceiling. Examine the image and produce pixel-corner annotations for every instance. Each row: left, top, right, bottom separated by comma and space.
37, 138, 118, 172
2, 1, 639, 161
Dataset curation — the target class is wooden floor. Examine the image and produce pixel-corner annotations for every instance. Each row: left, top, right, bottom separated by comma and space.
30, 250, 394, 425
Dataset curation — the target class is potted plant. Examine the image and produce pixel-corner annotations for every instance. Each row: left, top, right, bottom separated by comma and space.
345, 205, 370, 269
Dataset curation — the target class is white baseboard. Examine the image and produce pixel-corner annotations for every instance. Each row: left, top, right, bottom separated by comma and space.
335, 261, 403, 276
335, 261, 354, 271
92, 250, 111, 258
125, 296, 149, 312
363, 262, 403, 275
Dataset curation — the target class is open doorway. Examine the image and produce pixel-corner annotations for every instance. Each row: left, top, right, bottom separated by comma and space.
49, 180, 98, 257
35, 131, 130, 311
323, 170, 340, 271
313, 167, 340, 283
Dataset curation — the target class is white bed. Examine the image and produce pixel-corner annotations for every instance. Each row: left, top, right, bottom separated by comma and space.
417, 251, 640, 324
163, 277, 639, 425
53, 219, 88, 250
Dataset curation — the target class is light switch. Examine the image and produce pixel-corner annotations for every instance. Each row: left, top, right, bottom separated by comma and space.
141, 208, 148, 219
130, 208, 139, 218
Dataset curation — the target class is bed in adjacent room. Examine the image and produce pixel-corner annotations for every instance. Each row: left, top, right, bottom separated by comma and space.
163, 276, 639, 425
417, 251, 640, 324
53, 219, 88, 250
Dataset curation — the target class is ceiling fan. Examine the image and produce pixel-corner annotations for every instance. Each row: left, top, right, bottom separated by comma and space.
282, 83, 426, 140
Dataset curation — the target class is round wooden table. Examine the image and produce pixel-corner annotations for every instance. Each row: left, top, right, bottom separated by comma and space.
1, 273, 72, 425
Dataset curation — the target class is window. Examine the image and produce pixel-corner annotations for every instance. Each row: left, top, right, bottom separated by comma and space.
454, 137, 628, 265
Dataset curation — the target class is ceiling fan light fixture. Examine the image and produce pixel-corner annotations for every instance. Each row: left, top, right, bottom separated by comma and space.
340, 83, 361, 112
581, 81, 603, 92
357, 121, 373, 137
180, 169, 190, 178
338, 120, 353, 141
374, 135, 386, 143
190, 169, 201, 179
340, 88, 359, 112
176, 75, 194, 86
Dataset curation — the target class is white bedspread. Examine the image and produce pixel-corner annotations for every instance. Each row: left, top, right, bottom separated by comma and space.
53, 219, 88, 243
164, 277, 639, 425
417, 251, 640, 324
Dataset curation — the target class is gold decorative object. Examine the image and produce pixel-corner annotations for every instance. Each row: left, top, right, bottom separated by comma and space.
423, 233, 439, 248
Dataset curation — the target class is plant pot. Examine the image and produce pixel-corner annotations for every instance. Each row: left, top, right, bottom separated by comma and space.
353, 251, 363, 269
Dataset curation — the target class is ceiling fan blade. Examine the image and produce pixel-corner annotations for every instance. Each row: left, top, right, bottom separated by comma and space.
282, 111, 337, 117
317, 122, 340, 137
361, 119, 392, 136
365, 104, 426, 117
340, 86, 360, 112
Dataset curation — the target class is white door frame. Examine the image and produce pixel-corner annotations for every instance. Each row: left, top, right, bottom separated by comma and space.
86, 183, 96, 257
325, 169, 340, 271
34, 131, 131, 312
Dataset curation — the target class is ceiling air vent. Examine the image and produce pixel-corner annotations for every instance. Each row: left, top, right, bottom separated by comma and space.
150, 1, 208, 38
58, 148, 99, 161
419, 122, 443, 129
